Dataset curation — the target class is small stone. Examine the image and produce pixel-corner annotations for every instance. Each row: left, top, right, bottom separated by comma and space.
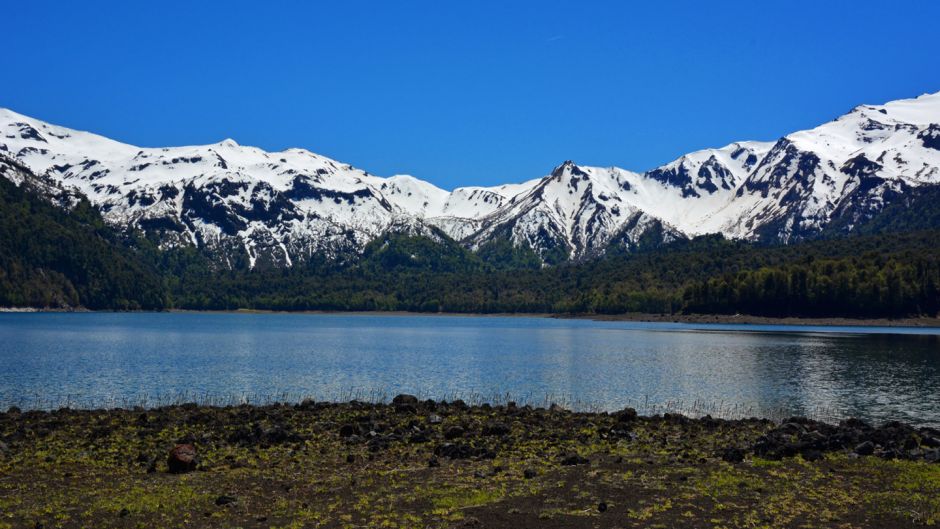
339, 424, 357, 438
597, 501, 608, 513
428, 457, 440, 468
523, 468, 537, 479
215, 495, 237, 506
801, 449, 824, 462
395, 403, 417, 414
560, 454, 589, 466
482, 422, 510, 436
721, 447, 745, 464
444, 426, 465, 440
854, 441, 875, 456
118, 508, 129, 518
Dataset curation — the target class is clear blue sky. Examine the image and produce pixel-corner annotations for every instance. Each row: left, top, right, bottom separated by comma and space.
5, 1, 940, 188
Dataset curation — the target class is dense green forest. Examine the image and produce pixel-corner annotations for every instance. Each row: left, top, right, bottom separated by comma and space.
163, 231, 940, 318
0, 162, 168, 310
1, 158, 938, 318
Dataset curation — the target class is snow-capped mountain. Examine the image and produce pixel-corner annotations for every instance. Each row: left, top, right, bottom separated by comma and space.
1, 90, 939, 268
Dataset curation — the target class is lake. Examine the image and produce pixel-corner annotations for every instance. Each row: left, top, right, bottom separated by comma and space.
1, 313, 938, 427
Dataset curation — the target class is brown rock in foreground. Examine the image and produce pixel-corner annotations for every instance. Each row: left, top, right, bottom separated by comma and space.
167, 443, 197, 473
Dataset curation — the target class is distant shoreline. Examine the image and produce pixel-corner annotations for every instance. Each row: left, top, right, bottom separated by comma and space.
562, 312, 940, 328
4, 306, 940, 328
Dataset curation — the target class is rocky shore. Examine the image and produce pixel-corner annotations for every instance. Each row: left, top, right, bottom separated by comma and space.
1, 398, 938, 528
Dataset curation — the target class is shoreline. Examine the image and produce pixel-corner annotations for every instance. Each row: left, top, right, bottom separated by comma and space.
3, 400, 938, 528
563, 312, 940, 328
5, 306, 940, 328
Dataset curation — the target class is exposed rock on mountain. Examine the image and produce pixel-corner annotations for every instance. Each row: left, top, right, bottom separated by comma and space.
2, 90, 939, 268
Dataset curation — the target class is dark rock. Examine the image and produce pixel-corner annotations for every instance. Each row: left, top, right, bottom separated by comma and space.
700, 415, 720, 429
395, 403, 417, 414
409, 431, 430, 443
605, 427, 632, 440
392, 394, 419, 406
523, 468, 536, 479
854, 441, 875, 456
664, 413, 689, 424
261, 425, 302, 444
295, 398, 317, 410
597, 502, 608, 513
339, 424, 357, 438
721, 447, 745, 463
840, 418, 872, 431
215, 495, 237, 506
923, 436, 940, 449
482, 422, 510, 436
614, 407, 638, 423
879, 448, 901, 460
444, 426, 465, 440
346, 454, 355, 463
801, 449, 824, 462
560, 454, 589, 466
428, 457, 440, 468
167, 444, 197, 474
434, 443, 496, 460
778, 422, 807, 435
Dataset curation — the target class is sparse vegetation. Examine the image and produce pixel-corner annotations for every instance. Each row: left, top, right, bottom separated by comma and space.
1, 400, 938, 528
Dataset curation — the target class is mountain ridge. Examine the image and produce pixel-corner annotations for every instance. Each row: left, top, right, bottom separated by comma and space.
2, 90, 939, 267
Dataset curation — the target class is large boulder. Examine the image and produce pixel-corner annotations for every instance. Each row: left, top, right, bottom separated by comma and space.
167, 443, 197, 474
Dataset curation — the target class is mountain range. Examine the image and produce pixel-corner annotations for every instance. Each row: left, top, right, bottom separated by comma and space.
2, 91, 939, 268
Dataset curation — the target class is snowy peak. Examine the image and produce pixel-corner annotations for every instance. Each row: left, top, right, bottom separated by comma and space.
1, 90, 939, 267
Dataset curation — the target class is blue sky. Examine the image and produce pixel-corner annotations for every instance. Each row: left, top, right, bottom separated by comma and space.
5, 1, 940, 188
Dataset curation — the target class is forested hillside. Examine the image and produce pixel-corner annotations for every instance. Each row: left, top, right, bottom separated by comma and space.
0, 155, 938, 318
166, 231, 940, 318
0, 158, 168, 310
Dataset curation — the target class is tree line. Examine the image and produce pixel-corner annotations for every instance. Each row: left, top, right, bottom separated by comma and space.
1, 158, 938, 318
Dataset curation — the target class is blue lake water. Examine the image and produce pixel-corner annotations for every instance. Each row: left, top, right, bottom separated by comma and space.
1, 313, 939, 426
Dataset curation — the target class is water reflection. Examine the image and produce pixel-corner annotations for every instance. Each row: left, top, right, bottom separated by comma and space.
0, 313, 938, 426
